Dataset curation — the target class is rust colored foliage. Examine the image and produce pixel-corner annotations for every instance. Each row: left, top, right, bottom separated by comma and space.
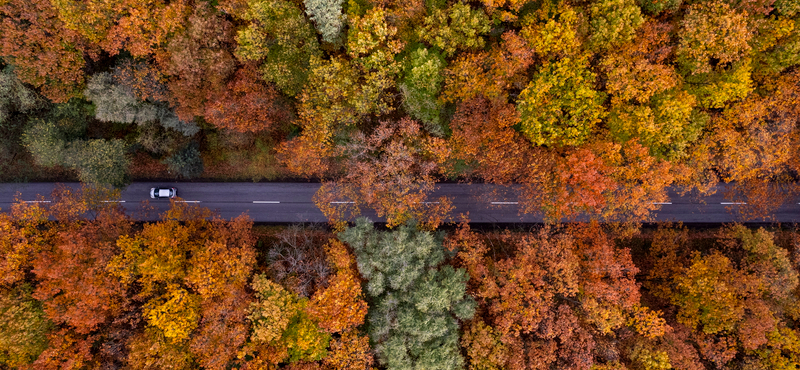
445, 96, 530, 184
0, 0, 87, 102
158, 2, 237, 120
452, 222, 664, 369
204, 66, 286, 133
314, 118, 452, 229
520, 141, 674, 223
322, 330, 374, 370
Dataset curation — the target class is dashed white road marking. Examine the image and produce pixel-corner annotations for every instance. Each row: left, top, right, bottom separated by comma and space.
253, 201, 280, 204
652, 202, 672, 205
721, 202, 746, 205
491, 201, 519, 205
176, 200, 201, 203
102, 200, 126, 203
421, 202, 440, 204
23, 200, 51, 203
329, 201, 355, 204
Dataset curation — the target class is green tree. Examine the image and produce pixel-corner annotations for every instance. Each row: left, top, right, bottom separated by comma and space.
339, 219, 476, 370
304, 0, 345, 43
0, 285, 52, 368
64, 139, 130, 187
400, 47, 446, 136
418, 2, 491, 57
235, 0, 321, 97
163, 142, 204, 179
517, 57, 606, 147
684, 59, 754, 108
22, 118, 67, 168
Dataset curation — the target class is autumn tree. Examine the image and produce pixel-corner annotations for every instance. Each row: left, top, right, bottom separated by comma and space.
339, 219, 475, 369
158, 2, 237, 120
313, 118, 452, 229
451, 222, 667, 369
235, 0, 321, 97
520, 3, 583, 60
418, 2, 491, 57
49, 0, 190, 57
203, 66, 286, 133
0, 284, 52, 368
248, 274, 331, 364
517, 56, 606, 147
0, 0, 87, 102
587, 0, 644, 51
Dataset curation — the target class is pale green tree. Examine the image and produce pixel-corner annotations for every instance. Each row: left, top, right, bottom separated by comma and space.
517, 57, 606, 147
235, 0, 321, 97
304, 0, 344, 43
0, 67, 42, 126
400, 47, 446, 136
418, 2, 491, 57
339, 219, 476, 370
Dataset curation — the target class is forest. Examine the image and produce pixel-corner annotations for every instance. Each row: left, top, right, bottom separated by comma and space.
1, 186, 800, 369
2, 0, 800, 368
0, 0, 799, 222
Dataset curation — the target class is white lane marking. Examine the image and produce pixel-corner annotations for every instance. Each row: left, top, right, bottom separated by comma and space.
102, 200, 126, 203
491, 201, 519, 205
176, 200, 201, 203
652, 202, 672, 205
421, 202, 440, 204
721, 202, 746, 205
23, 200, 51, 203
329, 201, 355, 204
253, 201, 280, 204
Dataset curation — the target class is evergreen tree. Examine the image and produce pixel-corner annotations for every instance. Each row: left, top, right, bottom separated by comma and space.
304, 0, 344, 44
339, 219, 475, 370
163, 142, 204, 179
400, 47, 446, 136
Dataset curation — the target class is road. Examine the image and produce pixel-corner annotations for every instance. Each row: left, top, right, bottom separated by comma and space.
0, 182, 798, 223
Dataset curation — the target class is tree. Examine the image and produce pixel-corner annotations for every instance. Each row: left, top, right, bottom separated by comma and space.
0, 0, 87, 102
203, 66, 286, 133
323, 331, 374, 370
304, 0, 345, 43
84, 71, 199, 136
163, 142, 204, 179
189, 287, 252, 370
418, 2, 491, 57
0, 284, 52, 368
400, 47, 446, 135
247, 274, 331, 364
144, 285, 201, 343
0, 67, 42, 126
520, 3, 583, 60
677, 1, 752, 75
235, 0, 321, 97
49, 0, 190, 57
159, 2, 237, 120
306, 239, 368, 334
637, 0, 681, 14
339, 219, 476, 370
517, 57, 606, 147
587, 0, 644, 51
22, 118, 67, 168
313, 118, 453, 229
63, 139, 130, 187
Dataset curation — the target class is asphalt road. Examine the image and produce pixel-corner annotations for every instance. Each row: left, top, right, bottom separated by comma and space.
0, 182, 798, 223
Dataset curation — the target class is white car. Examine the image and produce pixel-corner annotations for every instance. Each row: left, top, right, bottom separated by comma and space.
150, 187, 177, 199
